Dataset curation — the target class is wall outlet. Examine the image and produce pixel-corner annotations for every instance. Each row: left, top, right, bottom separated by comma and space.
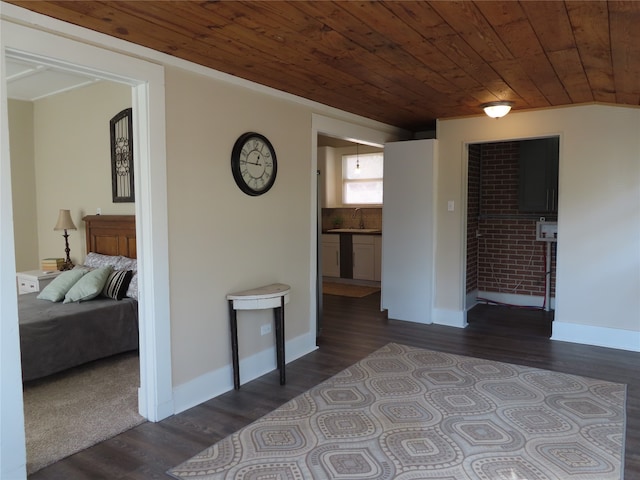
260, 324, 272, 336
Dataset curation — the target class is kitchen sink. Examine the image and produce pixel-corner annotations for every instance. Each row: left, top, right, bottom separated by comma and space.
326, 228, 382, 234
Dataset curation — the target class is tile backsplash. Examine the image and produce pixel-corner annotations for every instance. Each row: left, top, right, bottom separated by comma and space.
322, 207, 382, 231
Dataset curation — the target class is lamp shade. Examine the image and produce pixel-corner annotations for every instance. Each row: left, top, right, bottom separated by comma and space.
54, 209, 77, 231
482, 101, 514, 119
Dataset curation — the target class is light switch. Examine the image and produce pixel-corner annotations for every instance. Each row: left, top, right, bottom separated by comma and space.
447, 200, 455, 212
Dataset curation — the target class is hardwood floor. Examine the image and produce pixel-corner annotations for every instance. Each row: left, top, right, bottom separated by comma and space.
466, 302, 554, 339
30, 292, 639, 479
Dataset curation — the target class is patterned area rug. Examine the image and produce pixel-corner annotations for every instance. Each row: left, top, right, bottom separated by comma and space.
168, 343, 626, 480
323, 282, 380, 298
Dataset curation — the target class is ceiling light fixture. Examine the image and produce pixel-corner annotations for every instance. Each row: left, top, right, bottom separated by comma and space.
481, 101, 514, 119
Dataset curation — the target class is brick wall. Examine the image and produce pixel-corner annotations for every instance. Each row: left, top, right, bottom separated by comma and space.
468, 141, 556, 302
466, 144, 480, 294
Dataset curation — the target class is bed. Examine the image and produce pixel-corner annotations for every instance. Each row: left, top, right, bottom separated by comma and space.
19, 215, 139, 382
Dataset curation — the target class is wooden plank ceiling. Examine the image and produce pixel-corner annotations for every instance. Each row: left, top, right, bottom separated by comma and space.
6, 0, 640, 132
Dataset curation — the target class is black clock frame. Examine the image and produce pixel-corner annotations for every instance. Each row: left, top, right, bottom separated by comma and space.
231, 132, 278, 196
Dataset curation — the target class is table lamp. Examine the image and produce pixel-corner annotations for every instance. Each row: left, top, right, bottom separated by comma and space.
54, 209, 77, 270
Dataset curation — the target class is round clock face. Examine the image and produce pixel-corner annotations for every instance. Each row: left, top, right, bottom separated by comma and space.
231, 132, 277, 196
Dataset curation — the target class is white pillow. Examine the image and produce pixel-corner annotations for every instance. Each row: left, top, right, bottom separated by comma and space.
84, 252, 125, 269
116, 256, 137, 272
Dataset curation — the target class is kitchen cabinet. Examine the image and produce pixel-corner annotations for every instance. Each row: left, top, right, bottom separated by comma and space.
321, 234, 340, 277
352, 235, 375, 281
519, 137, 559, 212
321, 233, 380, 281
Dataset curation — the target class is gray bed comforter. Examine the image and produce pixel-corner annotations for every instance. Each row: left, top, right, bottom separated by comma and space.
19, 292, 139, 382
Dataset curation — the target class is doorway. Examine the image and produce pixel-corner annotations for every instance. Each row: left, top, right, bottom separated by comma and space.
7, 60, 142, 472
465, 139, 559, 338
316, 135, 383, 334
312, 121, 390, 341
1, 23, 172, 475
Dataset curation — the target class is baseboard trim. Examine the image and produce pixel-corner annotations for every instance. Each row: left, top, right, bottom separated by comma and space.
465, 290, 478, 311
552, 322, 640, 352
139, 389, 174, 422
433, 308, 467, 328
476, 291, 555, 310
172, 332, 318, 414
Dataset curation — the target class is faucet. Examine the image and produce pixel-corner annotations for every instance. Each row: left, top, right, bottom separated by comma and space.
352, 208, 365, 229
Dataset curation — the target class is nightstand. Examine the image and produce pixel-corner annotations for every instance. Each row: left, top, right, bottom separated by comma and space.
16, 270, 63, 295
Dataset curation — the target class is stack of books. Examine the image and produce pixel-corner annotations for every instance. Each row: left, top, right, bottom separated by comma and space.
41, 258, 64, 271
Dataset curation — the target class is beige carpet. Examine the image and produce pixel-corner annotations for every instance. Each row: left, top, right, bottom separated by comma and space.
169, 343, 626, 480
23, 351, 145, 474
323, 282, 380, 298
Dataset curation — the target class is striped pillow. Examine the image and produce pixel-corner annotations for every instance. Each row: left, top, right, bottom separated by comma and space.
102, 269, 133, 300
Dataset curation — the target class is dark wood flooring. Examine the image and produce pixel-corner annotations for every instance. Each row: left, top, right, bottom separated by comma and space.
30, 293, 639, 479
466, 302, 554, 338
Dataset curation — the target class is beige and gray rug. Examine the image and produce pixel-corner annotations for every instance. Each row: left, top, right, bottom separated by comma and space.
168, 343, 626, 480
23, 351, 145, 474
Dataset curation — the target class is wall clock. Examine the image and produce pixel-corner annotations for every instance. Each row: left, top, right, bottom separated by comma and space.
230, 132, 278, 196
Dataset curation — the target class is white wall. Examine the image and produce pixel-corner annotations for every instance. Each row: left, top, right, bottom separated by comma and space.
33, 81, 133, 266
382, 139, 437, 324
1, 61, 26, 480
164, 71, 403, 411
1, 6, 404, 472
437, 105, 640, 351
318, 146, 339, 207
165, 67, 315, 388
9, 84, 133, 273
8, 99, 37, 272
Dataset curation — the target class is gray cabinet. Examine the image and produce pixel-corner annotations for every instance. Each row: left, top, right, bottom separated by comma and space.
519, 137, 559, 212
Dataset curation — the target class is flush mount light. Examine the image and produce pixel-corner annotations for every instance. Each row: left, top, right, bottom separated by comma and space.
481, 101, 514, 119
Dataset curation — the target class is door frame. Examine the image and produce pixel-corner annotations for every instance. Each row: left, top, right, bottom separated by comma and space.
1, 16, 173, 478
462, 136, 561, 313
311, 114, 402, 337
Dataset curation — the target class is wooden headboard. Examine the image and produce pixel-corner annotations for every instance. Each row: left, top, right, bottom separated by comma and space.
83, 215, 136, 259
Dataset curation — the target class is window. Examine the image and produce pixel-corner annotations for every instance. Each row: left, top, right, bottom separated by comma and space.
342, 152, 383, 204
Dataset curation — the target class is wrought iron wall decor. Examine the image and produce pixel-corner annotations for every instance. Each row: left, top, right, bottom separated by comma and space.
110, 108, 135, 202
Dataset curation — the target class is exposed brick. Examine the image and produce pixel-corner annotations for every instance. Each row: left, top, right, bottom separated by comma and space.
467, 140, 557, 299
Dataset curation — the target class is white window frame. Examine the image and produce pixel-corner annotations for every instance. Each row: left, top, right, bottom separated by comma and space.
342, 152, 384, 205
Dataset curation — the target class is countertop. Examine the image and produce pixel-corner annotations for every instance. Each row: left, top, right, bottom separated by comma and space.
322, 228, 382, 235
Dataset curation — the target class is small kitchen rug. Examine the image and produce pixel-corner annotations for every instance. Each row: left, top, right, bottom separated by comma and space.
322, 282, 380, 298
168, 343, 626, 480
